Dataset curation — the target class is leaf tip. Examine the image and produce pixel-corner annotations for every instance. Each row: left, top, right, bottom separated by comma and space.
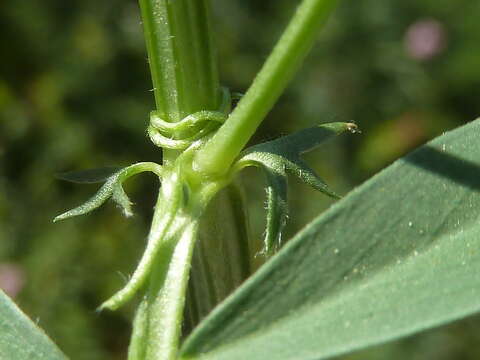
346, 122, 361, 134
53, 213, 68, 223
119, 205, 134, 218
98, 298, 119, 312
123, 209, 134, 218
330, 194, 342, 200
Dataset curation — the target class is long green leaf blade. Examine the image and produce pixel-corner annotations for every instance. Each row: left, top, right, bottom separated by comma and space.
180, 118, 480, 360
0, 290, 68, 359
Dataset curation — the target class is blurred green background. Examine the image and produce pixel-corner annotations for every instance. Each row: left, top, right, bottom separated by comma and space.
1, 0, 479, 359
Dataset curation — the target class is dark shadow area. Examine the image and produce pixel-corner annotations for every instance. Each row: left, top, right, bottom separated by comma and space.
405, 145, 480, 192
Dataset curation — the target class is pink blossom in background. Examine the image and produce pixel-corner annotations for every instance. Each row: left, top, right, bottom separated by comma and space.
0, 263, 25, 299
404, 19, 447, 61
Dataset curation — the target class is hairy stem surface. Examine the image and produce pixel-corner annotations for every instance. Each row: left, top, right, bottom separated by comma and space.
144, 219, 199, 360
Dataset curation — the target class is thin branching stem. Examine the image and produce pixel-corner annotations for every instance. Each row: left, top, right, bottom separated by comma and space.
194, 0, 339, 177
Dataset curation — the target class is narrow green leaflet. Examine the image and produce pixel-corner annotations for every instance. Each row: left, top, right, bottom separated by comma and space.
54, 162, 162, 222
180, 118, 480, 360
54, 175, 124, 222
262, 168, 288, 255
56, 166, 122, 183
234, 122, 357, 254
0, 289, 68, 360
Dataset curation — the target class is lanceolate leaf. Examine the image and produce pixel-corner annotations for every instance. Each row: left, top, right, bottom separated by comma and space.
238, 123, 356, 192
54, 175, 121, 222
235, 122, 356, 253
54, 162, 162, 222
56, 166, 122, 183
0, 289, 68, 360
180, 118, 480, 360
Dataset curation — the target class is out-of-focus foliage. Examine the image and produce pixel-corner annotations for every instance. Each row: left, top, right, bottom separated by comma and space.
0, 0, 479, 359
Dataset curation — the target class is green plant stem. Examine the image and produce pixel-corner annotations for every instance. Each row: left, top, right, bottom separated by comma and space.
139, 0, 220, 123
136, 1, 224, 353
128, 298, 148, 359
131, 1, 253, 358
184, 183, 252, 332
145, 219, 199, 360
194, 0, 339, 177
125, 171, 192, 360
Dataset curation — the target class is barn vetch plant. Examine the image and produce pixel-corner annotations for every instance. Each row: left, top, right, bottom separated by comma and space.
1, 1, 480, 360
54, 0, 352, 358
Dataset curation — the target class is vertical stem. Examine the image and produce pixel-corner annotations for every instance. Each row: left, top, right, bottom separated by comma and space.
127, 299, 148, 360
145, 220, 199, 360
184, 183, 252, 333
132, 1, 251, 359
139, 0, 221, 123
